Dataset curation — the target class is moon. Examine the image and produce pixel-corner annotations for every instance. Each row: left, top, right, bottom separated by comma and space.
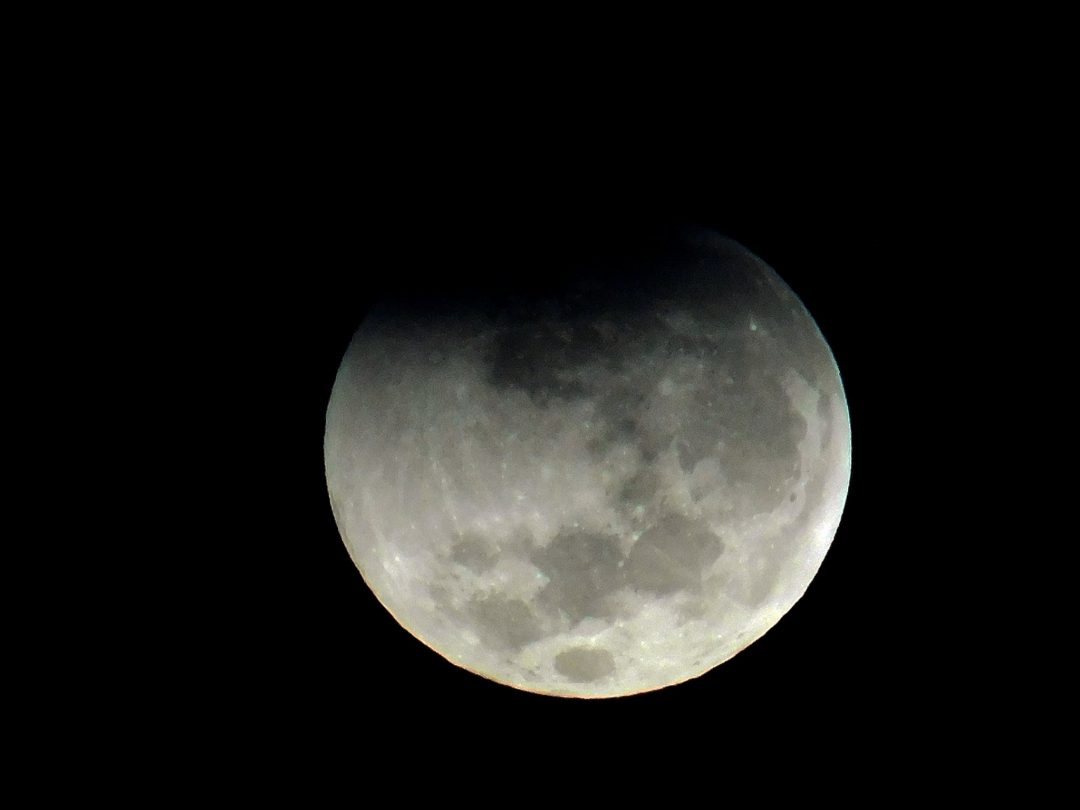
324, 226, 851, 698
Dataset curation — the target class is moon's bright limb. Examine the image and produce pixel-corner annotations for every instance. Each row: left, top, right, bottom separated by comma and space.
324, 228, 851, 698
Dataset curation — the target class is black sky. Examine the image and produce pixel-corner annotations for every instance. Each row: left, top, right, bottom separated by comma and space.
203, 135, 969, 763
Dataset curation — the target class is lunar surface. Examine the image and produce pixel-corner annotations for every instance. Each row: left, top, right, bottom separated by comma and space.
324, 227, 851, 697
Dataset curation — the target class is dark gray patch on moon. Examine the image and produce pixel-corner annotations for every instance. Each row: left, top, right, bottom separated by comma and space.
532, 530, 625, 624
469, 595, 545, 650
555, 647, 616, 682
626, 513, 724, 595
592, 388, 650, 456
451, 533, 498, 573
619, 468, 661, 506
696, 377, 808, 515
817, 391, 834, 451
487, 324, 596, 405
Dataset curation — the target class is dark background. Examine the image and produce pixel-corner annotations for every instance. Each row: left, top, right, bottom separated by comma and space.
40, 18, 1038, 785
200, 127, 976, 764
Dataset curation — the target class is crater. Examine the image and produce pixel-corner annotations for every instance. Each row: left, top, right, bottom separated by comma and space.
554, 647, 616, 682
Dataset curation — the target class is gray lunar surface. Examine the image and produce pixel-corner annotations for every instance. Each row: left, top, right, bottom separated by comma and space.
324, 228, 851, 697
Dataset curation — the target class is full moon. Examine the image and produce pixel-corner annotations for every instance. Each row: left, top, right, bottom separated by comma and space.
324, 226, 851, 698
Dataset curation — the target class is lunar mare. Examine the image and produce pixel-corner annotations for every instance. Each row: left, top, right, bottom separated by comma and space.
324, 229, 851, 697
